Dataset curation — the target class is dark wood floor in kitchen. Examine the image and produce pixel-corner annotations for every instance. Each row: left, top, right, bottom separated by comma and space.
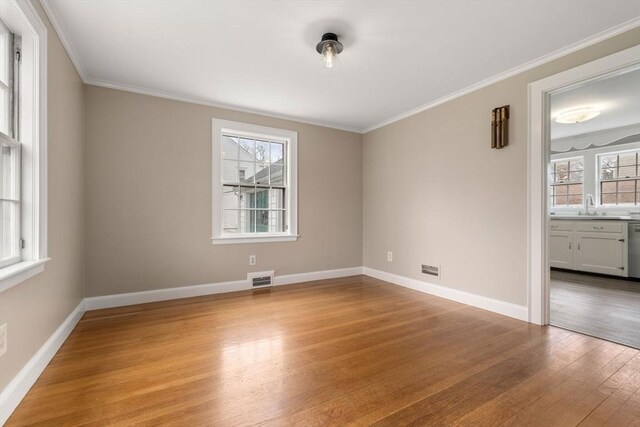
8, 275, 640, 426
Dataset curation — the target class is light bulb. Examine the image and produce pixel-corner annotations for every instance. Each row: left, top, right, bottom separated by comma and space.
321, 42, 339, 69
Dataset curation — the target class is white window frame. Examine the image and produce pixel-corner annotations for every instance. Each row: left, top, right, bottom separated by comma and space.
211, 119, 298, 245
548, 156, 584, 208
0, 0, 48, 292
597, 148, 640, 207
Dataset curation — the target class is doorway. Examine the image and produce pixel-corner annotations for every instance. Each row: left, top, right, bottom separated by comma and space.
528, 46, 640, 342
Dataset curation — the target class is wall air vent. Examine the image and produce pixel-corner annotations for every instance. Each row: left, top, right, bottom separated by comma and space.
248, 270, 275, 287
421, 264, 440, 277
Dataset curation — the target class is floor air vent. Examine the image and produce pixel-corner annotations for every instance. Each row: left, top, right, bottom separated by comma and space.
248, 271, 275, 287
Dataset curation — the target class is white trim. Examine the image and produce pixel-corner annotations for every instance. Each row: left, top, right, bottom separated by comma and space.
86, 78, 361, 133
0, 258, 48, 292
0, 0, 49, 293
211, 118, 298, 245
37, 0, 86, 81
273, 267, 364, 286
527, 45, 640, 325
362, 18, 640, 133
212, 235, 299, 245
84, 266, 363, 311
0, 299, 84, 426
363, 267, 528, 322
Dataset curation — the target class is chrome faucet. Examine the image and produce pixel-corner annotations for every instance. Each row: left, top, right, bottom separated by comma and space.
585, 194, 595, 216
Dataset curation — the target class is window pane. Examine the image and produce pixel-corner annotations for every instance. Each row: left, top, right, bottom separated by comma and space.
567, 184, 582, 195
618, 153, 637, 167
555, 185, 567, 195
240, 210, 253, 233
256, 140, 269, 163
555, 195, 567, 206
270, 210, 284, 233
618, 192, 636, 204
601, 168, 615, 180
618, 180, 636, 192
618, 166, 636, 179
223, 210, 239, 233
0, 87, 7, 136
255, 162, 269, 185
269, 163, 284, 185
601, 181, 616, 193
269, 188, 284, 210
222, 185, 239, 210
2, 144, 17, 200
239, 138, 256, 159
568, 194, 582, 206
222, 160, 238, 183
1, 200, 18, 260
238, 161, 255, 184
240, 187, 255, 209
270, 142, 284, 164
256, 210, 269, 232
568, 171, 582, 182
602, 193, 616, 205
221, 136, 239, 160
569, 160, 583, 171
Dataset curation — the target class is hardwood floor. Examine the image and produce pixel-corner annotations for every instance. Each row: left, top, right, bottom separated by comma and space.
550, 270, 640, 348
8, 275, 640, 426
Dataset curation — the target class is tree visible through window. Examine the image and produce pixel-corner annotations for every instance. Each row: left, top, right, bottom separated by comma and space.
549, 158, 583, 207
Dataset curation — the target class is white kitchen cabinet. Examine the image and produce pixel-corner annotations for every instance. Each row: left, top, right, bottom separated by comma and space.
574, 232, 627, 276
549, 231, 573, 269
549, 220, 628, 277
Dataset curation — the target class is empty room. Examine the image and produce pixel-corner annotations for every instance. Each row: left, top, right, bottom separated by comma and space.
0, 0, 639, 425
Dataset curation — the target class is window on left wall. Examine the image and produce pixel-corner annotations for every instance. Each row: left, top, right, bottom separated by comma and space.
0, 19, 21, 268
0, 1, 48, 292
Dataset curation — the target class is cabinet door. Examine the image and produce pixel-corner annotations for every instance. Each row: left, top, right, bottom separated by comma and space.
574, 232, 628, 277
549, 231, 573, 269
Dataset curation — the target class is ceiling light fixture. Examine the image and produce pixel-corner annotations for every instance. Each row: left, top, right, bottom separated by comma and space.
555, 108, 601, 124
316, 32, 343, 69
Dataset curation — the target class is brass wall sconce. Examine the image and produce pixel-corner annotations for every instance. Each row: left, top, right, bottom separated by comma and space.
491, 105, 510, 149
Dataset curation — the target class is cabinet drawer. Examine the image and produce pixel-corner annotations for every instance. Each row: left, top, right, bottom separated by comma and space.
575, 222, 623, 233
549, 221, 573, 231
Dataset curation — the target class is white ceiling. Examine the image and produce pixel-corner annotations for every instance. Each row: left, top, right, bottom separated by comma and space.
44, 0, 640, 133
551, 68, 640, 139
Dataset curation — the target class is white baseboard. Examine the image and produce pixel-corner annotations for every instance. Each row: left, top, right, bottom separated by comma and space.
0, 300, 85, 426
84, 266, 364, 311
363, 267, 528, 321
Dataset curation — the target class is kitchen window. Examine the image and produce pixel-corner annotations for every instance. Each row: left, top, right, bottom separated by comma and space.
599, 150, 640, 206
549, 157, 584, 207
212, 119, 298, 245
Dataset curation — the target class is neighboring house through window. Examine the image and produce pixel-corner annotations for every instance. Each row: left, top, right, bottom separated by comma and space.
212, 119, 297, 244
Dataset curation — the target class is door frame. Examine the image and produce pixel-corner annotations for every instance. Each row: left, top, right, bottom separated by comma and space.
527, 45, 640, 325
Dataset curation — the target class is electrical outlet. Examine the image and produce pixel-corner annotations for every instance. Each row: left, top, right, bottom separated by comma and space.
387, 251, 393, 262
0, 324, 6, 357
249, 255, 257, 266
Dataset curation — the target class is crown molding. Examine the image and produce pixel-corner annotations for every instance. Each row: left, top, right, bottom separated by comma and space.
85, 78, 362, 133
38, 0, 87, 81
37, 0, 639, 135
362, 17, 640, 134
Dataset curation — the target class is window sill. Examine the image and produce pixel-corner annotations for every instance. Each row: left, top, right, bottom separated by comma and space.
0, 258, 50, 293
211, 234, 299, 245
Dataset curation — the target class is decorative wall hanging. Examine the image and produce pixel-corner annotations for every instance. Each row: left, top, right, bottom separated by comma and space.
491, 105, 510, 149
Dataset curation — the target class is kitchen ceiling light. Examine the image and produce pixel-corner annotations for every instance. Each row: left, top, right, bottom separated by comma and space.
316, 33, 343, 69
555, 108, 601, 124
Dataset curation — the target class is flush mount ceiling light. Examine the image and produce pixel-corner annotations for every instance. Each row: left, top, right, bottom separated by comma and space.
316, 32, 343, 69
555, 108, 601, 124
